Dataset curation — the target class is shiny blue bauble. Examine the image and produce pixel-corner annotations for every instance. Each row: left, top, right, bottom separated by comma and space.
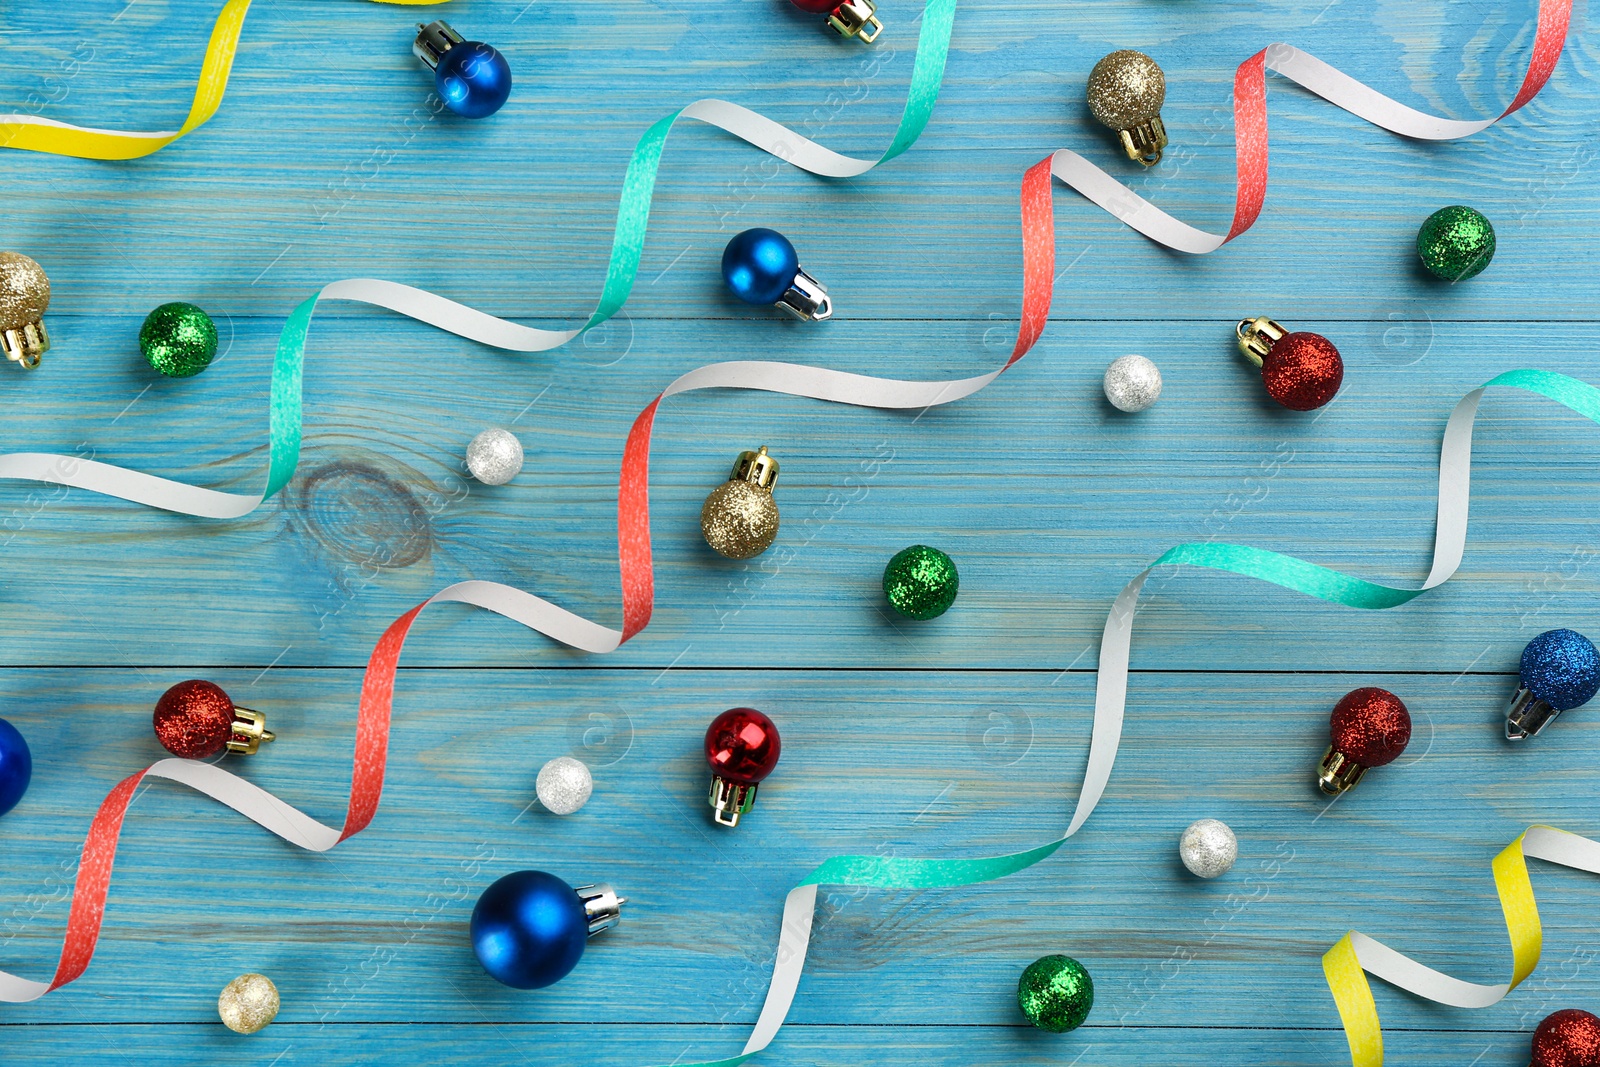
0, 717, 31, 818
435, 40, 512, 119
471, 870, 588, 989
1521, 628, 1600, 711
722, 228, 800, 306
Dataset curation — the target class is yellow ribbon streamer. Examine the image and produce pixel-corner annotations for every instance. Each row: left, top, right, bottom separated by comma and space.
1323, 825, 1600, 1065
0, 0, 444, 160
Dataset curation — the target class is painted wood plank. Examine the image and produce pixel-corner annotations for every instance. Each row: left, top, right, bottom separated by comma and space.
0, 314, 1593, 669
0, 668, 1597, 1052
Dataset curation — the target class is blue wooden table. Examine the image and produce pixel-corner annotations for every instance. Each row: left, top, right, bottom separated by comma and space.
1, 0, 1597, 1063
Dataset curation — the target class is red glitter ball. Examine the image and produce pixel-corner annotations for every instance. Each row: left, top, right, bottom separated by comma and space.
705, 708, 781, 785
1532, 1008, 1600, 1067
1328, 688, 1411, 767
152, 680, 237, 759
790, 0, 842, 11
1261, 331, 1343, 411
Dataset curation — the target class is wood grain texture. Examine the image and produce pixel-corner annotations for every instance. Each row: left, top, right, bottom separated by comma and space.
0, 0, 1597, 1064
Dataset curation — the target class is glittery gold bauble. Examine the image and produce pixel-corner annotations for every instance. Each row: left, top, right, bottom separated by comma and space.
0, 252, 49, 331
1086, 50, 1165, 130
217, 972, 279, 1034
701, 479, 779, 560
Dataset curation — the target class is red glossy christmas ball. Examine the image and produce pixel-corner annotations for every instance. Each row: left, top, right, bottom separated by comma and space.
1329, 688, 1411, 768
153, 679, 238, 759
705, 708, 781, 785
1261, 331, 1343, 411
1532, 1008, 1600, 1067
790, 0, 841, 11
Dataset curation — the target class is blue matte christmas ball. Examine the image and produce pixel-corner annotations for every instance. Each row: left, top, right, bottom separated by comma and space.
0, 717, 32, 818
1521, 629, 1600, 712
471, 870, 588, 989
435, 40, 512, 119
722, 228, 800, 306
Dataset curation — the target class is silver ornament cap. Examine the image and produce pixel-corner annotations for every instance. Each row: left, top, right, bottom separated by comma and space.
536, 756, 593, 815
1103, 354, 1163, 412
466, 427, 525, 485
1179, 818, 1237, 879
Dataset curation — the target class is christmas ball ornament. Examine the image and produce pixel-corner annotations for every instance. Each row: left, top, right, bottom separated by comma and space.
1102, 353, 1163, 412
466, 427, 524, 485
1086, 50, 1168, 166
882, 544, 959, 620
152, 680, 275, 760
701, 446, 781, 560
1178, 818, 1237, 879
722, 228, 833, 321
470, 870, 624, 989
1318, 687, 1411, 795
139, 302, 218, 378
0, 717, 32, 818
536, 756, 593, 815
706, 707, 781, 827
1506, 629, 1600, 741
217, 973, 279, 1034
1416, 205, 1496, 282
1017, 954, 1094, 1033
1531, 1008, 1600, 1067
414, 20, 511, 119
1236, 316, 1343, 411
0, 251, 50, 369
789, 0, 883, 42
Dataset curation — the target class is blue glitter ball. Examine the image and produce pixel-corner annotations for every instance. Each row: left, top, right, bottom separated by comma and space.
722, 229, 800, 306
435, 40, 512, 119
1520, 629, 1600, 711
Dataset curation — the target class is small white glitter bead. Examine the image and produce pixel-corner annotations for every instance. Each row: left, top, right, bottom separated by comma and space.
466, 428, 525, 486
1179, 818, 1237, 879
1102, 354, 1163, 412
218, 973, 279, 1034
536, 756, 593, 815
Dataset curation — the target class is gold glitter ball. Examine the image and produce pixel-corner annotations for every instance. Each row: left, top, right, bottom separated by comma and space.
701, 480, 779, 560
0, 252, 50, 332
218, 973, 280, 1034
1086, 49, 1166, 130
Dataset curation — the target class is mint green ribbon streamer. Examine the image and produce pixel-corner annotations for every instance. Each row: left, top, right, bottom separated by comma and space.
677, 369, 1600, 1067
259, 0, 955, 502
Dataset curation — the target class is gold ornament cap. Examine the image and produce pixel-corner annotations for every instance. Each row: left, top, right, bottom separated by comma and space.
701, 447, 781, 560
1086, 49, 1169, 166
825, 0, 883, 42
1317, 744, 1366, 796
227, 706, 275, 755
1236, 316, 1287, 368
730, 445, 779, 489
0, 252, 50, 369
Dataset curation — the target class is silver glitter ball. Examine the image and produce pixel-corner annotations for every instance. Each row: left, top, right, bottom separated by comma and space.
536, 756, 593, 815
1179, 818, 1237, 879
1103, 354, 1163, 412
466, 428, 524, 486
217, 972, 279, 1034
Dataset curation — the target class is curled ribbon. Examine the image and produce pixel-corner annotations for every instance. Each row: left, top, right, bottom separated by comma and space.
8, 368, 1600, 1067
0, 4, 1584, 1066
1323, 826, 1600, 1067
0, 0, 958, 518
1052, 0, 1571, 253
0, 0, 447, 161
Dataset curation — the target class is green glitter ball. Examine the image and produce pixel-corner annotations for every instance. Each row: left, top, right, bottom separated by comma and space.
882, 544, 959, 620
1017, 954, 1094, 1033
1415, 205, 1495, 282
140, 301, 219, 377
